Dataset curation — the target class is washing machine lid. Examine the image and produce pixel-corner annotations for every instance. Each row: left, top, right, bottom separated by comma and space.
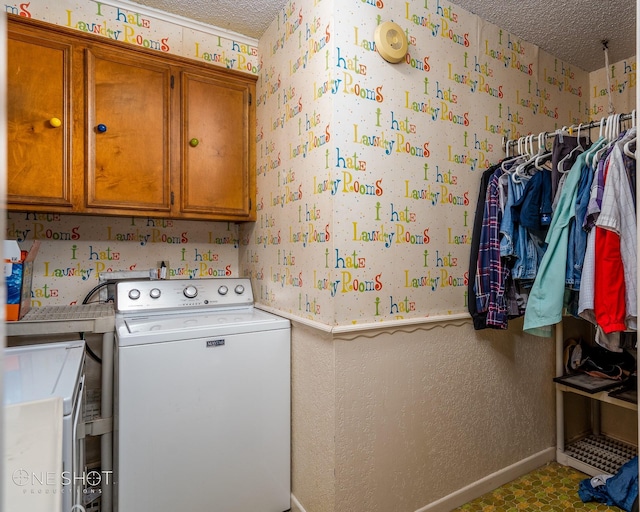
3, 341, 85, 416
117, 307, 290, 346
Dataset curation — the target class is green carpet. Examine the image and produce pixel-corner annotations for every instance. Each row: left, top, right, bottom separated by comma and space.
452, 462, 624, 511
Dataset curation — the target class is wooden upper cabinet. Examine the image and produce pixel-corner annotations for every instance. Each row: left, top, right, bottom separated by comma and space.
181, 71, 254, 220
85, 47, 172, 214
7, 26, 75, 210
6, 15, 256, 222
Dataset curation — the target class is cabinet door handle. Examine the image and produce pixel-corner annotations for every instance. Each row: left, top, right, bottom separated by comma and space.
96, 124, 108, 133
189, 137, 199, 147
49, 117, 62, 128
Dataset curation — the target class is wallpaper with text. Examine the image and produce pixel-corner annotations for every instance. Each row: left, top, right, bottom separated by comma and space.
4, 0, 636, 326
241, 0, 636, 326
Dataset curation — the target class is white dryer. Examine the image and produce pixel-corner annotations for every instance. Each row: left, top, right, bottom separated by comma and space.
3, 340, 86, 512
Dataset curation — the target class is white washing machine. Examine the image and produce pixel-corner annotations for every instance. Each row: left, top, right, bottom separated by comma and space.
3, 340, 86, 512
114, 278, 291, 512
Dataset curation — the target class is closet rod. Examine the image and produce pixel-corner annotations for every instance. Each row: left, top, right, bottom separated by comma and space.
503, 111, 635, 156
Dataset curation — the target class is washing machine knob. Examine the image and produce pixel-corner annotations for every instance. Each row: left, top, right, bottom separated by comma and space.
183, 285, 198, 298
218, 285, 229, 295
128, 289, 141, 300
234, 284, 245, 295
149, 288, 161, 299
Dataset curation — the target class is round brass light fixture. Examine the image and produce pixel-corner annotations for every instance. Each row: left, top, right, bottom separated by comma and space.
374, 21, 408, 63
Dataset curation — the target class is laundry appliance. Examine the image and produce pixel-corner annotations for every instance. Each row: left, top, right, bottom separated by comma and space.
113, 277, 291, 512
3, 340, 86, 512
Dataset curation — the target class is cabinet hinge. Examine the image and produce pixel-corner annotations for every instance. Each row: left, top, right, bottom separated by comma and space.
171, 75, 175, 89
171, 191, 175, 205
249, 93, 252, 105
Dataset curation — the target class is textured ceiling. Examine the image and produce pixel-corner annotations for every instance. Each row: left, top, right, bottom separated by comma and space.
453, 0, 636, 72
127, 0, 289, 39
128, 0, 636, 72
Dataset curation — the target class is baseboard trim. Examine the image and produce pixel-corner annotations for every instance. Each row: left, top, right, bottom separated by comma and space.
291, 493, 307, 512
291, 448, 555, 512
415, 447, 556, 512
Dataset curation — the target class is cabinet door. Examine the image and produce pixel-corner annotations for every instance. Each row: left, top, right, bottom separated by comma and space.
181, 71, 254, 220
85, 48, 172, 214
7, 28, 74, 209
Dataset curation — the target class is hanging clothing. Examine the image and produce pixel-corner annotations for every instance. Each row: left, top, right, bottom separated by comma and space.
471, 116, 636, 339
578, 129, 637, 351
551, 134, 589, 199
578, 141, 615, 324
468, 165, 501, 330
511, 167, 552, 274
595, 130, 638, 333
566, 158, 594, 290
622, 143, 637, 207
501, 172, 538, 280
475, 166, 510, 329
523, 138, 606, 337
594, 225, 627, 333
585, 144, 611, 227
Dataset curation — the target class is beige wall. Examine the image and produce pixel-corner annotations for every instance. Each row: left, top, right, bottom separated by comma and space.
291, 324, 336, 512
290, 319, 556, 512
249, 1, 636, 511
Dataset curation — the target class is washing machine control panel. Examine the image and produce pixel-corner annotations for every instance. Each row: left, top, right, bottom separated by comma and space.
116, 278, 253, 313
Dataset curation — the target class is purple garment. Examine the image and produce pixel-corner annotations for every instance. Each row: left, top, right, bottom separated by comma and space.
584, 146, 613, 229
621, 143, 636, 208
